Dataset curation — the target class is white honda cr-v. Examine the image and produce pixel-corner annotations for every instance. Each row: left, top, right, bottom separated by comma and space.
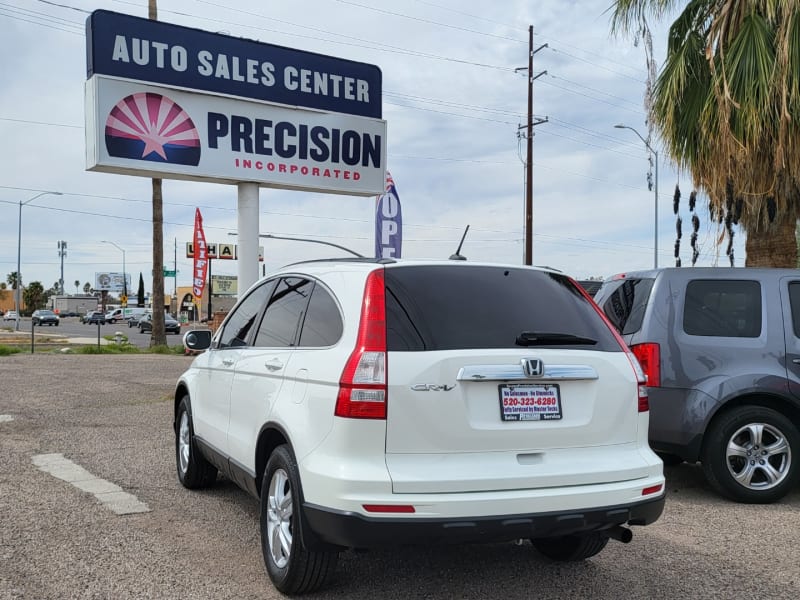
174, 259, 665, 595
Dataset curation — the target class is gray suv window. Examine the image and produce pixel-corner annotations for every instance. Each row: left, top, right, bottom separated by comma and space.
597, 278, 655, 335
384, 266, 620, 351
787, 282, 800, 338
683, 279, 762, 337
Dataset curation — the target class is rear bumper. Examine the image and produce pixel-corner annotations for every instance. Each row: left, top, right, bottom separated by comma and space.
303, 494, 665, 548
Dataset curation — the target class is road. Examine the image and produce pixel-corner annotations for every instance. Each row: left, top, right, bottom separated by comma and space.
8, 316, 186, 349
1, 353, 799, 599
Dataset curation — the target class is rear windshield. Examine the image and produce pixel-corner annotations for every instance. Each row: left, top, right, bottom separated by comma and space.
595, 278, 655, 335
384, 265, 620, 351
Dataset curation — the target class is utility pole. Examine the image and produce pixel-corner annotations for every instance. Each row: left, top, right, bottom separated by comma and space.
173, 237, 178, 315
516, 27, 548, 266
149, 0, 166, 345
57, 241, 67, 295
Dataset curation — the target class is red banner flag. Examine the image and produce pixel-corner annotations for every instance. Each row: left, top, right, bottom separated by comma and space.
192, 208, 208, 300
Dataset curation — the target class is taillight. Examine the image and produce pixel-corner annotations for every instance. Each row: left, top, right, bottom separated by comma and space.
569, 277, 649, 413
335, 269, 387, 419
631, 343, 661, 388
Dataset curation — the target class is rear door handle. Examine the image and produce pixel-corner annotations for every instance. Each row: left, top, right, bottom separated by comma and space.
265, 359, 284, 371
222, 358, 235, 367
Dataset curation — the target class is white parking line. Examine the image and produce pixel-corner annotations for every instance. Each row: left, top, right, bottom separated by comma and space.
0, 415, 14, 422
32, 453, 150, 515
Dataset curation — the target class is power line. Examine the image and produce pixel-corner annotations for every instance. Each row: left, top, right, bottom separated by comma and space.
0, 9, 82, 34
333, 0, 526, 43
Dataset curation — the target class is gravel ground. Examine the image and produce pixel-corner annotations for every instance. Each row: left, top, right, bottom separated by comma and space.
1, 354, 799, 599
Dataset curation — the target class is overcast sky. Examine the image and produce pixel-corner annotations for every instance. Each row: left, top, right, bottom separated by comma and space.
0, 0, 745, 295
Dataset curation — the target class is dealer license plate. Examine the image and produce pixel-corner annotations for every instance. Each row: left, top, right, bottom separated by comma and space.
499, 384, 562, 421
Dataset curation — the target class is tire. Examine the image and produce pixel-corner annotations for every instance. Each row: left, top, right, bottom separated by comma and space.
175, 396, 217, 489
702, 406, 800, 503
261, 445, 338, 594
139, 327, 145, 334
531, 533, 609, 561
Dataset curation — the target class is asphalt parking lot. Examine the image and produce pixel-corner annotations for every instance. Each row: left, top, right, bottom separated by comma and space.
1, 354, 799, 599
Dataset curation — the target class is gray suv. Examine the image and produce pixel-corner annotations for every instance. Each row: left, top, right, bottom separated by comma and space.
594, 268, 800, 503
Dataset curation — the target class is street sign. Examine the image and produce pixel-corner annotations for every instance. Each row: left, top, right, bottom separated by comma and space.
163, 269, 176, 277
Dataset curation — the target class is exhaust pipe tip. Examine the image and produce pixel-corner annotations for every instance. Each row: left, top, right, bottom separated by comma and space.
607, 525, 633, 544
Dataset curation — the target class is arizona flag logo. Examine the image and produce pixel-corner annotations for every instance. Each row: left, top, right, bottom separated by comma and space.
105, 92, 201, 166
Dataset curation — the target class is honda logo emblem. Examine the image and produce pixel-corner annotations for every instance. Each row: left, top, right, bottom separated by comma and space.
522, 358, 544, 378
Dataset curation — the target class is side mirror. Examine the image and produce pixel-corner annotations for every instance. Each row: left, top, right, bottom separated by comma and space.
183, 329, 213, 351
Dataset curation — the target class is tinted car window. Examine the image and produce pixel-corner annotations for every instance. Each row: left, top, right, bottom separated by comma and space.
596, 278, 655, 335
255, 277, 313, 347
384, 266, 620, 351
218, 280, 276, 348
683, 279, 761, 337
788, 282, 800, 338
298, 283, 343, 347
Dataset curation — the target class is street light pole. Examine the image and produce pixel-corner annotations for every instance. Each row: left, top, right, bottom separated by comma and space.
15, 191, 62, 330
227, 232, 364, 257
101, 240, 127, 304
615, 124, 659, 269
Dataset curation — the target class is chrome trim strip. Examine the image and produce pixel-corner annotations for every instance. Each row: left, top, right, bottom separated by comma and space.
456, 364, 598, 381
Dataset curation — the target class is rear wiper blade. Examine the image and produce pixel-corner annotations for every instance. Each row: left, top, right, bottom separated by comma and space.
515, 331, 597, 346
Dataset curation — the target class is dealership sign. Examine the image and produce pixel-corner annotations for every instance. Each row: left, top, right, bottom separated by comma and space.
84, 10, 386, 196
86, 10, 382, 118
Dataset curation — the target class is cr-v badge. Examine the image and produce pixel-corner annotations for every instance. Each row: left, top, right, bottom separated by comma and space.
410, 384, 456, 391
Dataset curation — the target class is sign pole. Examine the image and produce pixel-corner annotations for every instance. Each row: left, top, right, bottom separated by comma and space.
237, 183, 260, 294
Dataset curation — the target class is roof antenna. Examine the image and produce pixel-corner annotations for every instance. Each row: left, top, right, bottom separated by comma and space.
449, 225, 470, 261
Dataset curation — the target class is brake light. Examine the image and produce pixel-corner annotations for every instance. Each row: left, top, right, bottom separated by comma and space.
569, 277, 649, 413
631, 343, 661, 388
335, 269, 387, 419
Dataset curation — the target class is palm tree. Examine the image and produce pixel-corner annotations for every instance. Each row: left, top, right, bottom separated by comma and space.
7, 272, 19, 290
611, 1, 800, 266
83, 282, 91, 294
74, 280, 80, 294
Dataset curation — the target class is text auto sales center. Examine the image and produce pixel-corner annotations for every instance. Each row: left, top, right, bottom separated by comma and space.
84, 9, 387, 293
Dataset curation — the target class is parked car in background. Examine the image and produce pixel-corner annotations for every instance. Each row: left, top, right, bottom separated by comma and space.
174, 259, 665, 594
594, 268, 800, 504
127, 313, 144, 327
83, 311, 106, 325
139, 312, 181, 334
3, 310, 19, 322
32, 310, 59, 326
106, 307, 148, 324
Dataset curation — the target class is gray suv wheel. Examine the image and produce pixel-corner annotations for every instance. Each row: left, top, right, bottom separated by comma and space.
702, 406, 800, 503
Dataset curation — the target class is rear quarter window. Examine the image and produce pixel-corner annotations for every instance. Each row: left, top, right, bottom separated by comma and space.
682, 279, 761, 337
384, 265, 620, 351
595, 278, 655, 335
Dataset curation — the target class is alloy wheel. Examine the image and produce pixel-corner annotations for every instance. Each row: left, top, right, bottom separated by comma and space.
267, 468, 293, 569
726, 422, 791, 490
178, 411, 190, 475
